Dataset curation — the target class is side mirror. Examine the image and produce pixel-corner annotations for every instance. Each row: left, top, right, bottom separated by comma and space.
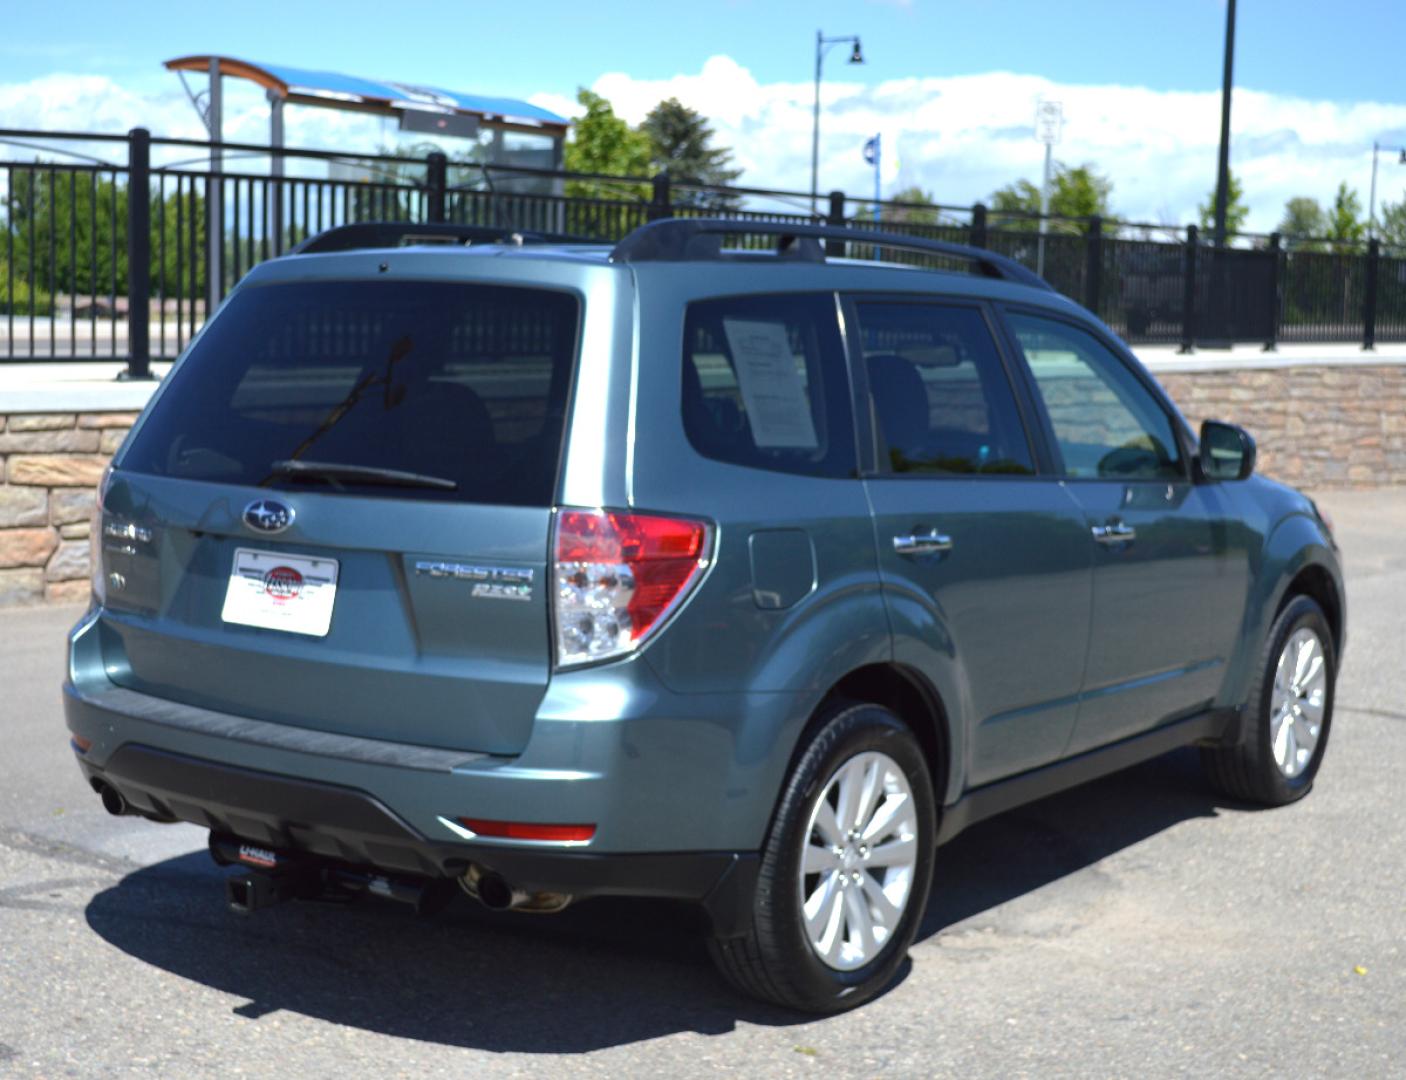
1199, 420, 1256, 481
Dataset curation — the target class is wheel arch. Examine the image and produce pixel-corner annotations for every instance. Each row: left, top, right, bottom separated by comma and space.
813, 662, 954, 807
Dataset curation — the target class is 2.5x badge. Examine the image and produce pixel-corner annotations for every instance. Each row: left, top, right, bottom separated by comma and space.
413, 560, 534, 602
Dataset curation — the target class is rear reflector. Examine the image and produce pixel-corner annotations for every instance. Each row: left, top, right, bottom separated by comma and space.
458, 818, 596, 843
553, 508, 712, 667
70, 734, 92, 754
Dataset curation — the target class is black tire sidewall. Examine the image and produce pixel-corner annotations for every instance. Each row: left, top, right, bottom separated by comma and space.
757, 703, 937, 1010
1247, 596, 1336, 802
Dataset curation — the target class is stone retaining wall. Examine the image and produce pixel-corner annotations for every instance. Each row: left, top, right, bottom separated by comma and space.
0, 411, 137, 606
0, 360, 1400, 607
1157, 363, 1406, 489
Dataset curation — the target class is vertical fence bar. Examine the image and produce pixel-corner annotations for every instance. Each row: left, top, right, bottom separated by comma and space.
88, 169, 96, 353
648, 172, 672, 222
1264, 233, 1281, 351
124, 128, 151, 379
1179, 224, 1199, 353
175, 174, 184, 353
969, 203, 988, 250
5, 166, 12, 359
1364, 238, 1380, 350
426, 152, 447, 223
68, 170, 76, 360
825, 190, 846, 257
1083, 216, 1104, 314
158, 173, 166, 360
48, 168, 56, 357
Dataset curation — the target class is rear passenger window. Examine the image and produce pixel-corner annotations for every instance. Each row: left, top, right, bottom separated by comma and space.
855, 302, 1034, 476
682, 294, 855, 478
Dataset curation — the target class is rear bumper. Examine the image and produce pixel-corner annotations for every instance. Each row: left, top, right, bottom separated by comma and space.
73, 739, 759, 935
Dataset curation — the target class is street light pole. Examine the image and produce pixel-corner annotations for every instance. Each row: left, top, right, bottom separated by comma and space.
810, 30, 863, 215
1212, 0, 1237, 249
1368, 142, 1406, 240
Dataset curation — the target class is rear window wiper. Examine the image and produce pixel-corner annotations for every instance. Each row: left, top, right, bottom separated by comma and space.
262, 459, 458, 491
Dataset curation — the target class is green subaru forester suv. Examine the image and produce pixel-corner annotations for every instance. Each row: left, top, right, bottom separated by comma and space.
65, 219, 1344, 1012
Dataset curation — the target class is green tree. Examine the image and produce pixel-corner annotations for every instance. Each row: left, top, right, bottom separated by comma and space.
1379, 195, 1406, 248
1277, 197, 1327, 249
883, 185, 941, 226
1327, 181, 1365, 250
1197, 171, 1249, 235
563, 89, 652, 202
988, 163, 1113, 233
640, 97, 741, 209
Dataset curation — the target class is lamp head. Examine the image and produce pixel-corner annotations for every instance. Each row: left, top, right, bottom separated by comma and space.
849, 40, 864, 64
1399, 148, 1406, 164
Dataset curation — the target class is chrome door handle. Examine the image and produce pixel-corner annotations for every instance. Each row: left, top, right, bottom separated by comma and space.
1092, 522, 1136, 544
893, 530, 954, 556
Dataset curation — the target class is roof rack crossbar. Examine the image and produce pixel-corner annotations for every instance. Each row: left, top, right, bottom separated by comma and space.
288, 222, 593, 256
608, 218, 1053, 290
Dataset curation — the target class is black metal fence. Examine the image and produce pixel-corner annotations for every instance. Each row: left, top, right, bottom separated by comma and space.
3, 126, 1404, 374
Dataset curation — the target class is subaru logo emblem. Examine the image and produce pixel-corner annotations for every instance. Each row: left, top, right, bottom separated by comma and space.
243, 499, 294, 534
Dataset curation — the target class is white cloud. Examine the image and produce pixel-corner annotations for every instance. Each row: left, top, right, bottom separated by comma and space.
5, 61, 1406, 232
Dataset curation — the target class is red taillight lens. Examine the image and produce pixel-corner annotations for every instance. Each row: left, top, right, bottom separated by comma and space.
458, 818, 596, 843
553, 508, 711, 666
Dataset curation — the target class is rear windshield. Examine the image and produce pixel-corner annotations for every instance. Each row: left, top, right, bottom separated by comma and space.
121, 280, 579, 504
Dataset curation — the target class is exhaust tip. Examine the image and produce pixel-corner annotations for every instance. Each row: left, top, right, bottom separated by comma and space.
97, 782, 128, 817
475, 871, 514, 911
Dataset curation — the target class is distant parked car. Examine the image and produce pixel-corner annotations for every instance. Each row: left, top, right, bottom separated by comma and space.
66, 218, 1344, 1012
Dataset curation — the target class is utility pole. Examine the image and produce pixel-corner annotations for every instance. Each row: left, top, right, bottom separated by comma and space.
1035, 100, 1062, 279
810, 31, 864, 215
1212, 0, 1237, 249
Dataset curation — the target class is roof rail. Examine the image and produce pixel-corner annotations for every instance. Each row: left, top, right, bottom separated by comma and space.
609, 218, 1053, 290
288, 221, 592, 256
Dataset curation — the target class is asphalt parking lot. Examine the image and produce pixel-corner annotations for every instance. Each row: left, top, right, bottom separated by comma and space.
0, 489, 1402, 1078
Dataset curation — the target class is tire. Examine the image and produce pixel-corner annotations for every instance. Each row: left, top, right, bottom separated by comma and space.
1202, 594, 1336, 806
709, 701, 937, 1013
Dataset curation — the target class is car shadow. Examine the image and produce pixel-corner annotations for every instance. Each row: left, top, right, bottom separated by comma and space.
85, 748, 1240, 1051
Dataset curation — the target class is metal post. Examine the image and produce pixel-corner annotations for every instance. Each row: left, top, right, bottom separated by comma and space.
1364, 238, 1380, 351
648, 172, 672, 222
970, 203, 988, 249
1179, 224, 1199, 354
123, 128, 152, 381
268, 92, 284, 254
1369, 141, 1380, 240
1084, 216, 1104, 314
810, 31, 823, 215
206, 57, 223, 318
1038, 140, 1053, 278
1212, 0, 1237, 250
426, 151, 447, 223
825, 190, 847, 258
1264, 232, 1281, 351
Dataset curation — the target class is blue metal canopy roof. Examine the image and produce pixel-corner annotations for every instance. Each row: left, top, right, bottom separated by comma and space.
165, 55, 568, 130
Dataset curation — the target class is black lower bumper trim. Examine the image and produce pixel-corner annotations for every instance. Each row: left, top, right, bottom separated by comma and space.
83, 744, 759, 935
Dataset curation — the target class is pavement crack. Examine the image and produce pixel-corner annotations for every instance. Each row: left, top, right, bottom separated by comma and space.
0, 826, 142, 877
1338, 704, 1406, 723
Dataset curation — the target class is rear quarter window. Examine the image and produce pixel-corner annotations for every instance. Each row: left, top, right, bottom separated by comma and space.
121, 280, 579, 504
681, 293, 855, 479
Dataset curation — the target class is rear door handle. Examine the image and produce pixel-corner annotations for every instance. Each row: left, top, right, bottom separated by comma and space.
893, 530, 954, 557
1091, 522, 1136, 545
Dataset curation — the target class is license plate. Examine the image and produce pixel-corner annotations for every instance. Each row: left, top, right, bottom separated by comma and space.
221, 548, 339, 637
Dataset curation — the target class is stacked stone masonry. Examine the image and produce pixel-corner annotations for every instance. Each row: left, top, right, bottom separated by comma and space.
0, 362, 1400, 606
0, 412, 137, 606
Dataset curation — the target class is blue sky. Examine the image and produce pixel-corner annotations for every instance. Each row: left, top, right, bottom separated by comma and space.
2, 1, 1405, 230
3, 0, 1402, 106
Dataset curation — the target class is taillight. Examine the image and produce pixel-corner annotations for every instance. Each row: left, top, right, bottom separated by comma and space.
552, 508, 712, 667
89, 466, 113, 605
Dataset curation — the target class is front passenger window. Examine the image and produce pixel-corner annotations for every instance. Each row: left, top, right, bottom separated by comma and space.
856, 302, 1034, 476
1008, 312, 1184, 481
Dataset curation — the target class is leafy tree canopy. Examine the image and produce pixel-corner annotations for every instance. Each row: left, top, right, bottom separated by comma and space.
1379, 194, 1406, 249
1327, 181, 1365, 249
1277, 196, 1327, 248
640, 98, 741, 189
988, 163, 1112, 233
563, 89, 652, 201
1197, 171, 1249, 235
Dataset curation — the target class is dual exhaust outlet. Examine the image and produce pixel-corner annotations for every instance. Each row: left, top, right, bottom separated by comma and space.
90, 780, 573, 917
206, 833, 572, 917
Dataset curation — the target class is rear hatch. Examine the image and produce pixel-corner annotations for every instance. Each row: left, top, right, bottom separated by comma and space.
98, 276, 580, 755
